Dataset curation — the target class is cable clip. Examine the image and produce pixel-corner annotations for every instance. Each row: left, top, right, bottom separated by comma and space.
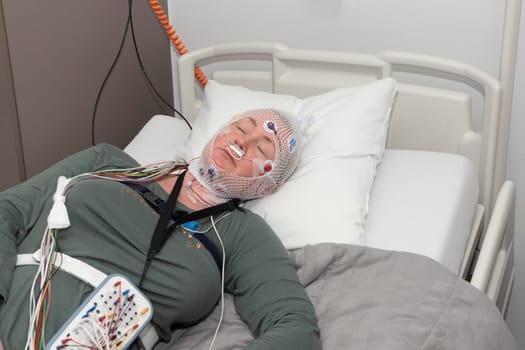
48, 176, 71, 229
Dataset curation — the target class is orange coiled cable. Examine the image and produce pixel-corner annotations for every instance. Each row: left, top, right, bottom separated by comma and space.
148, 0, 208, 88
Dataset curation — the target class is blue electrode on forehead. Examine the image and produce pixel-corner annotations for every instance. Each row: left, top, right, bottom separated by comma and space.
188, 108, 303, 201
263, 120, 277, 134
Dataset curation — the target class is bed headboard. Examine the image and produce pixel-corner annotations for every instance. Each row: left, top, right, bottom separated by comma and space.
174, 0, 521, 223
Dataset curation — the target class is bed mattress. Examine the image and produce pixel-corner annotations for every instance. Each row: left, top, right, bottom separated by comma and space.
124, 115, 478, 275
365, 149, 479, 274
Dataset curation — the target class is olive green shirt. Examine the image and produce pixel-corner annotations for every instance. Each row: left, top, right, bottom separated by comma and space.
0, 144, 321, 350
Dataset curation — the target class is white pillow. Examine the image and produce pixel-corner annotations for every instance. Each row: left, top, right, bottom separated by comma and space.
186, 78, 398, 249
124, 115, 191, 164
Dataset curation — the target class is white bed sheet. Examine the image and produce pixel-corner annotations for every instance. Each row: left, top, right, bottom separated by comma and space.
124, 115, 478, 274
366, 149, 479, 273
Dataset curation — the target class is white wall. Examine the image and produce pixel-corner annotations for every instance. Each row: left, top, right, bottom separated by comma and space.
168, 0, 525, 346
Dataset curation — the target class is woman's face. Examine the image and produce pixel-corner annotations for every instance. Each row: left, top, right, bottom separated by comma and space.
211, 116, 277, 177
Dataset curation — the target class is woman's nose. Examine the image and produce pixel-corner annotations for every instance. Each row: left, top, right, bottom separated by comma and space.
231, 135, 247, 151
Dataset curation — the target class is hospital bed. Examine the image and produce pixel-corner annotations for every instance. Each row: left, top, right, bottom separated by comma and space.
123, 0, 520, 348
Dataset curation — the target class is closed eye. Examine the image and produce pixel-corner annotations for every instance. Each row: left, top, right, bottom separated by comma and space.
257, 145, 267, 157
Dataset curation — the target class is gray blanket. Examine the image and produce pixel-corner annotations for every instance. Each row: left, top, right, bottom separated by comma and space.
155, 244, 516, 350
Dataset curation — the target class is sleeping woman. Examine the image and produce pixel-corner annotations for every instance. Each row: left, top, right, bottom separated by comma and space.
0, 109, 321, 350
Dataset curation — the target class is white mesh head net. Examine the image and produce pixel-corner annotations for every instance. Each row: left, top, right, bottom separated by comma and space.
188, 109, 302, 200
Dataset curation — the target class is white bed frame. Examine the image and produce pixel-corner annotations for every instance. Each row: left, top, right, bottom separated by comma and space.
172, 0, 521, 315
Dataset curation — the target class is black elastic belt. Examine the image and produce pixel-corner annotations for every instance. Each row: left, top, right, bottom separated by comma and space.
124, 171, 240, 288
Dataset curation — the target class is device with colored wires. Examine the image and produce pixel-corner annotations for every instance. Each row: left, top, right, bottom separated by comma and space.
45, 274, 153, 350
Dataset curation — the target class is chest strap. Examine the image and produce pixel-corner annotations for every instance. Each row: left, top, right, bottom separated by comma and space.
125, 182, 227, 273
124, 171, 241, 287
16, 249, 106, 287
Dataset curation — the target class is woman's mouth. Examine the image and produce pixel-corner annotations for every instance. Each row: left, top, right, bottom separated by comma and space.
213, 147, 235, 169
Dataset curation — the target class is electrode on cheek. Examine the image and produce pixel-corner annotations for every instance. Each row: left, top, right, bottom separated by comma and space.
227, 143, 274, 177
224, 130, 272, 176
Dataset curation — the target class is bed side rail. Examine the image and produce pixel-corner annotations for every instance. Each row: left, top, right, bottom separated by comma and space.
470, 180, 516, 313
460, 204, 485, 279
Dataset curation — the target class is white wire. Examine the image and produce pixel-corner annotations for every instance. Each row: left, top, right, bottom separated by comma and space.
182, 212, 232, 235
24, 226, 57, 350
76, 318, 105, 350
24, 273, 39, 350
208, 216, 226, 350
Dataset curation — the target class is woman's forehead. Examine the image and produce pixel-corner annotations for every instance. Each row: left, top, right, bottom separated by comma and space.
233, 116, 257, 127
232, 113, 281, 132
233, 109, 281, 122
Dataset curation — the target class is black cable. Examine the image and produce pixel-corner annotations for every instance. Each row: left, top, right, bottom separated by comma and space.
128, 0, 192, 130
91, 0, 192, 146
49, 237, 64, 280
91, 1, 132, 146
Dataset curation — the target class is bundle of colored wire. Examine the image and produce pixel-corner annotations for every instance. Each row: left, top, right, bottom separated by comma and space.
24, 227, 59, 350
64, 160, 187, 195
91, 161, 186, 182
